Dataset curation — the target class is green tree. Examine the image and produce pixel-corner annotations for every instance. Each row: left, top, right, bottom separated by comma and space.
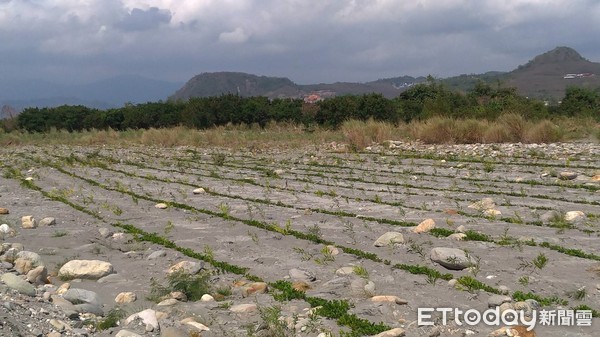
559, 86, 600, 118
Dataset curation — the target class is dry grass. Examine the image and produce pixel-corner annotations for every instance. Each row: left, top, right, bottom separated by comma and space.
1, 116, 597, 150
405, 115, 596, 145
340, 118, 397, 149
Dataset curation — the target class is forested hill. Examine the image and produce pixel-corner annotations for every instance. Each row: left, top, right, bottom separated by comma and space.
171, 47, 600, 102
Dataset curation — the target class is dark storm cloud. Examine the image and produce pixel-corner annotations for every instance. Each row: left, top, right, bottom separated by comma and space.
0, 1, 599, 85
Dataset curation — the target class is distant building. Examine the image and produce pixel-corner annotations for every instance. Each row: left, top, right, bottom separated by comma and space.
563, 73, 595, 79
303, 90, 336, 104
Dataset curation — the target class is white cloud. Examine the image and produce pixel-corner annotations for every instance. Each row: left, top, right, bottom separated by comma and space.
218, 27, 250, 43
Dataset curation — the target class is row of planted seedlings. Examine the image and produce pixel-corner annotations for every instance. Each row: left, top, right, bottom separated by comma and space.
3, 154, 395, 336
31, 146, 600, 316
81, 147, 600, 264
167, 148, 600, 241
5, 150, 568, 318
224, 151, 600, 235
234, 151, 600, 208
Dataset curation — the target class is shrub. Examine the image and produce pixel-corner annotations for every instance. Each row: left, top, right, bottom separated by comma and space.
148, 270, 211, 302
524, 120, 563, 143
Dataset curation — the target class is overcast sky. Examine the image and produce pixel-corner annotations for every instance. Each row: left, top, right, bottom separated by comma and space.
2, 0, 599, 85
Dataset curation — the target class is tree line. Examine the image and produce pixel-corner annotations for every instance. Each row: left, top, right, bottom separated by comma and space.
7, 81, 600, 133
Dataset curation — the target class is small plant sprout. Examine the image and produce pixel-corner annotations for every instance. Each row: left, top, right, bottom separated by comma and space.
353, 265, 369, 278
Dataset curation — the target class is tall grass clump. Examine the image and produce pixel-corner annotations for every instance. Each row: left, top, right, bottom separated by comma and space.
340, 118, 396, 150
524, 120, 563, 143
497, 113, 527, 142
409, 116, 457, 144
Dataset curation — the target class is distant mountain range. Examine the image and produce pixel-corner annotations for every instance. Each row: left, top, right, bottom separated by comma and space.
170, 47, 600, 102
2, 47, 599, 119
0, 75, 182, 113
169, 72, 428, 101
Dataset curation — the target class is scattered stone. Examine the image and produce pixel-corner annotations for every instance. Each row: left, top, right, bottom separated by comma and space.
242, 282, 268, 297
147, 250, 167, 260
372, 327, 406, 337
335, 266, 355, 276
116, 330, 143, 337
185, 321, 210, 332
49, 319, 70, 332
374, 232, 404, 247
484, 209, 502, 217
448, 233, 466, 241
0, 208, 8, 214
39, 217, 56, 226
468, 198, 495, 211
125, 309, 161, 331
559, 171, 578, 180
488, 295, 512, 308
155, 203, 168, 209
565, 211, 585, 223
289, 268, 316, 282
201, 294, 215, 302
192, 188, 206, 194
161, 327, 188, 337
292, 281, 311, 292
97, 273, 127, 284
157, 298, 180, 306
413, 218, 436, 233
58, 259, 114, 279
0, 223, 15, 237
63, 288, 103, 315
167, 260, 204, 275
14, 258, 33, 274
26, 265, 48, 285
98, 227, 114, 238
499, 302, 514, 313
21, 215, 37, 229
115, 292, 137, 304
364, 280, 376, 296
324, 245, 339, 255
488, 326, 536, 337
229, 303, 258, 313
540, 210, 561, 223
498, 285, 510, 295
430, 247, 471, 270
371, 295, 408, 305
0, 272, 36, 296
455, 225, 466, 233
592, 175, 600, 181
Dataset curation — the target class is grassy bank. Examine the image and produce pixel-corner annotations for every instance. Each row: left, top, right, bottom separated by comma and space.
1, 115, 598, 149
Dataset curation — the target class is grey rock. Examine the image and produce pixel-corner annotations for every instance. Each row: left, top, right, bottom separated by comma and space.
430, 247, 471, 270
559, 171, 578, 180
16, 251, 43, 266
39, 217, 56, 226
63, 288, 104, 315
488, 295, 512, 308
58, 259, 114, 279
97, 273, 127, 283
98, 228, 114, 238
374, 232, 404, 247
0, 273, 36, 296
147, 250, 167, 260
161, 327, 188, 337
26, 265, 48, 285
116, 330, 143, 337
167, 260, 204, 275
288, 268, 316, 282
540, 210, 561, 223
